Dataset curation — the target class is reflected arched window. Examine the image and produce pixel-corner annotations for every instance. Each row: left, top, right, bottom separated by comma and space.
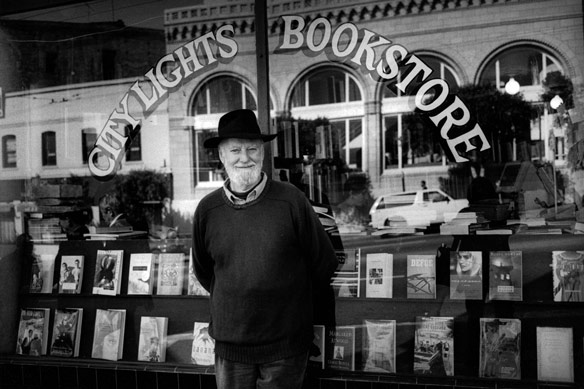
41, 131, 56, 166
381, 55, 460, 168
383, 55, 461, 98
479, 45, 564, 91
191, 76, 258, 186
291, 68, 361, 107
2, 135, 16, 168
193, 76, 257, 115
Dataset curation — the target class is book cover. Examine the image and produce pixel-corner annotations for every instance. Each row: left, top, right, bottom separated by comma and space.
92, 250, 124, 296
50, 308, 83, 357
187, 249, 209, 296
191, 322, 215, 366
406, 255, 436, 299
331, 249, 360, 298
536, 326, 574, 383
488, 251, 522, 301
91, 309, 126, 361
449, 251, 483, 300
365, 253, 393, 298
325, 326, 356, 371
362, 319, 396, 373
156, 253, 186, 295
552, 251, 584, 302
309, 325, 325, 369
414, 316, 454, 376
58, 255, 84, 294
479, 318, 521, 379
15, 308, 50, 356
30, 244, 59, 293
127, 253, 154, 295
137, 316, 168, 362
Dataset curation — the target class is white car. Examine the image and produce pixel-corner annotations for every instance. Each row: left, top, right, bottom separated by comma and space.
369, 188, 469, 229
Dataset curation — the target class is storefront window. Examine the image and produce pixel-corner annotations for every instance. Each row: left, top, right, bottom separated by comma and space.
2, 135, 16, 168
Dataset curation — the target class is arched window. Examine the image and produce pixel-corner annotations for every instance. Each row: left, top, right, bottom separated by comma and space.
191, 76, 258, 186
193, 76, 257, 115
382, 55, 461, 168
41, 131, 56, 166
2, 135, 16, 168
479, 45, 564, 94
291, 68, 361, 107
288, 67, 364, 171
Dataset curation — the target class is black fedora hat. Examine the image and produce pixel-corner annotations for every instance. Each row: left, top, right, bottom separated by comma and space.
203, 109, 278, 148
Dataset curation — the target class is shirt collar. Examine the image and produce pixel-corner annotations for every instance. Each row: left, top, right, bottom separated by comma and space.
223, 172, 267, 204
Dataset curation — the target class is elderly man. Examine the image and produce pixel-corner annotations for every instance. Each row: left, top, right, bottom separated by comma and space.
192, 109, 338, 389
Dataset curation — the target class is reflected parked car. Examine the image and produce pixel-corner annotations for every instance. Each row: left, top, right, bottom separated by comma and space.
369, 188, 469, 229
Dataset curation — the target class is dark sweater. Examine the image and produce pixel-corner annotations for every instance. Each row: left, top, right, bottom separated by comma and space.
192, 178, 338, 364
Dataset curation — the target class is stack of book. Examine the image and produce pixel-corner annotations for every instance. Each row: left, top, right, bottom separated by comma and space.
440, 212, 489, 235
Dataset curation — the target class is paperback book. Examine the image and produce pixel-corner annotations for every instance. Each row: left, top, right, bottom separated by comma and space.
479, 318, 521, 379
331, 249, 360, 298
365, 253, 393, 298
488, 251, 522, 301
58, 255, 84, 294
191, 322, 215, 365
414, 316, 454, 376
91, 309, 126, 361
187, 249, 209, 296
406, 255, 436, 299
309, 325, 325, 369
92, 250, 124, 296
552, 251, 584, 302
127, 253, 154, 295
16, 308, 50, 356
156, 252, 186, 295
30, 244, 59, 293
50, 308, 83, 357
449, 251, 483, 300
536, 326, 574, 382
137, 316, 168, 362
325, 326, 356, 371
362, 319, 396, 373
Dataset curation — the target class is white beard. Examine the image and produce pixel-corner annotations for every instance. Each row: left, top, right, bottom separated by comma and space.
225, 163, 262, 190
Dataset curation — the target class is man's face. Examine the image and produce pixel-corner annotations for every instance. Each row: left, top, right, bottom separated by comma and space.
219, 138, 264, 191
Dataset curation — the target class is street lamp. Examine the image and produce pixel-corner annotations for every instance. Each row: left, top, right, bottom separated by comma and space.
504, 77, 520, 95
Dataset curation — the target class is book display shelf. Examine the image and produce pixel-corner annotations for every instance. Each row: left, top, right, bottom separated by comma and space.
2, 232, 584, 389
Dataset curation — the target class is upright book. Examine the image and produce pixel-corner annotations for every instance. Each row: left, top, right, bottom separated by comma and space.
309, 325, 326, 369
15, 308, 50, 356
187, 249, 209, 296
536, 326, 574, 383
407, 255, 436, 299
137, 316, 168, 362
488, 251, 522, 301
58, 255, 84, 294
365, 253, 393, 298
414, 316, 454, 376
552, 251, 584, 302
91, 309, 126, 361
325, 326, 356, 371
127, 253, 154, 295
331, 249, 360, 298
191, 322, 215, 366
156, 252, 186, 295
479, 318, 521, 379
449, 251, 483, 300
92, 250, 124, 296
362, 319, 396, 373
49, 308, 83, 357
30, 244, 59, 293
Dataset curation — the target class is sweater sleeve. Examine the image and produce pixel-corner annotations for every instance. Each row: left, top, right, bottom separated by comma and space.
192, 206, 213, 293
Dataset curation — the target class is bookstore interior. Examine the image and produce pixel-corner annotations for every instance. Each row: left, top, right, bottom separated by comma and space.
1, 0, 584, 388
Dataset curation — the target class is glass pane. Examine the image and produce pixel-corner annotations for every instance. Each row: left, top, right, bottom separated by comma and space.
384, 116, 398, 168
